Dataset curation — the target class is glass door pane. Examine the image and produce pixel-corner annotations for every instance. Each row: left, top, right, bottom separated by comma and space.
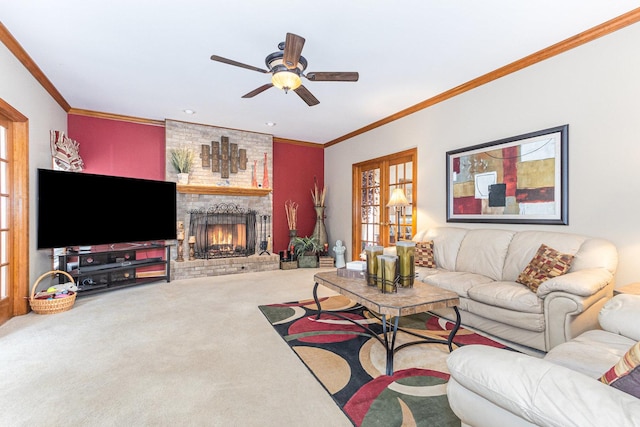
0, 124, 7, 301
388, 160, 414, 242
360, 167, 381, 253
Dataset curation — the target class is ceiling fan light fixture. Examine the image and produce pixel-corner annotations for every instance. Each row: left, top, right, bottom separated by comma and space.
271, 71, 301, 93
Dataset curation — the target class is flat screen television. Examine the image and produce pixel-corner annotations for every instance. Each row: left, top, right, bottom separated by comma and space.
37, 169, 177, 249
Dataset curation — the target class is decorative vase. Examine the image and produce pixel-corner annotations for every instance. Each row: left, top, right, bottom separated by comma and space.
177, 173, 189, 185
312, 206, 328, 250
288, 229, 297, 253
377, 254, 399, 293
365, 245, 384, 286
396, 241, 416, 287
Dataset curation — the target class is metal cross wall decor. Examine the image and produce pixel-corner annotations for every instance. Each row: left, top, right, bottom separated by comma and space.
200, 136, 248, 178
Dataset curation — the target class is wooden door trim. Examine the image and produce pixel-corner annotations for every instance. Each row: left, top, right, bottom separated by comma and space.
0, 98, 29, 321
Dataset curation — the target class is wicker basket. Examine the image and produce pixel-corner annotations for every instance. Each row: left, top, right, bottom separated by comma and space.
29, 270, 77, 315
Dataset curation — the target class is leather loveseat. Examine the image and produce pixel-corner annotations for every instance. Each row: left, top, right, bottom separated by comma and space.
446, 294, 640, 426
408, 227, 618, 352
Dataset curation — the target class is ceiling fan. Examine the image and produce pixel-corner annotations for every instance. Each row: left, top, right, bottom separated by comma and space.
211, 33, 359, 106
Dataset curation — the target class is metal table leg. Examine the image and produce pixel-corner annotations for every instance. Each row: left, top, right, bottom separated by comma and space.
312, 282, 462, 376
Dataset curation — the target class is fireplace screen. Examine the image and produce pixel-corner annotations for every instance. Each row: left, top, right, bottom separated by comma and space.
189, 204, 257, 259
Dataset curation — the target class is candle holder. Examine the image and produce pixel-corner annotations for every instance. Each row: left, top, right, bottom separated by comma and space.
376, 254, 399, 293
176, 237, 184, 262
365, 245, 384, 287
188, 235, 196, 261
396, 241, 416, 287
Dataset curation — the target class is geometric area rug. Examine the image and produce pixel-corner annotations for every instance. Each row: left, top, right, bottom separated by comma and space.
259, 294, 514, 427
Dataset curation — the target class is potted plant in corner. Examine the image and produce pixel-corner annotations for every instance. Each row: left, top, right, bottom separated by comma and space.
293, 236, 321, 268
170, 146, 194, 184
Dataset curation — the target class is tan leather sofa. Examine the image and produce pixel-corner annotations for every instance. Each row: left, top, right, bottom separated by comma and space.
410, 227, 618, 352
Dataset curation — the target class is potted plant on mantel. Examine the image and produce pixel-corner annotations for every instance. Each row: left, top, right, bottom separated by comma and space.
170, 147, 194, 184
293, 236, 321, 268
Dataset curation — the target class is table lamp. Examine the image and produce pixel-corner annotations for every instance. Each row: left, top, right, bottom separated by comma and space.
386, 187, 409, 242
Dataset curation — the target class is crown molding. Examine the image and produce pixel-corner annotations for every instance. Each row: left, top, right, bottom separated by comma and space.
272, 136, 322, 147
0, 22, 70, 112
68, 108, 165, 126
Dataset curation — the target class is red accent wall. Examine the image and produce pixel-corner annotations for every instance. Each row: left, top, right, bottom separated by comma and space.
273, 141, 324, 252
68, 114, 166, 180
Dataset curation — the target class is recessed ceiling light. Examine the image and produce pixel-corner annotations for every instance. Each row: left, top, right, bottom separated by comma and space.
183, 109, 196, 114
265, 122, 276, 127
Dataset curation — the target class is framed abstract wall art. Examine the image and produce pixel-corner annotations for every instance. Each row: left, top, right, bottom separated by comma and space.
446, 125, 568, 225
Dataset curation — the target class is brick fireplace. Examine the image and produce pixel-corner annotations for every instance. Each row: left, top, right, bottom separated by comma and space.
166, 120, 279, 280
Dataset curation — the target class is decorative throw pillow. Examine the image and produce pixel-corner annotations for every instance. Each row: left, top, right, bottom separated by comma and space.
516, 244, 574, 292
415, 240, 436, 268
600, 341, 640, 399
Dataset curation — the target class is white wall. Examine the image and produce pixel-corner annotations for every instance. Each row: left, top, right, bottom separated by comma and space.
325, 22, 640, 287
0, 43, 68, 284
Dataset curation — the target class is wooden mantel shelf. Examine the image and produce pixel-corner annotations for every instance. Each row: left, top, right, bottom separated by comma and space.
176, 184, 272, 197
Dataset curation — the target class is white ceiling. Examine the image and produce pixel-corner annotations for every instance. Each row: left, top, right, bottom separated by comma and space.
2, 1, 639, 143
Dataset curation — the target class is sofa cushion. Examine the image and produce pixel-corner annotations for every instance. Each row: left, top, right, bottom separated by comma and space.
424, 271, 493, 298
463, 299, 545, 332
455, 229, 515, 281
544, 329, 635, 378
414, 266, 442, 282
467, 281, 543, 314
599, 294, 640, 341
600, 341, 640, 398
516, 244, 574, 292
502, 231, 585, 281
423, 227, 469, 272
411, 229, 427, 242
415, 240, 435, 268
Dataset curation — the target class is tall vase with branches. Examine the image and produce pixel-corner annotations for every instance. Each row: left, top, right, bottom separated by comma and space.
285, 200, 299, 252
311, 178, 328, 251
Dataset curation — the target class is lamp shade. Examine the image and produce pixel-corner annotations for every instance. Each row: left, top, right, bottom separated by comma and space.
387, 188, 409, 208
272, 71, 302, 91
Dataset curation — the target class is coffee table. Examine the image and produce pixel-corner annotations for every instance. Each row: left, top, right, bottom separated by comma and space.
313, 270, 461, 375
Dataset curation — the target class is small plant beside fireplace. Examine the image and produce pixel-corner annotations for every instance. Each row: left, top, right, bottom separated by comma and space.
293, 236, 321, 268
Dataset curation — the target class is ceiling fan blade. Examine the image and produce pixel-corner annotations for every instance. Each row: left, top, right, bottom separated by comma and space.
210, 55, 269, 74
293, 85, 320, 106
242, 84, 273, 98
283, 33, 305, 70
306, 72, 359, 82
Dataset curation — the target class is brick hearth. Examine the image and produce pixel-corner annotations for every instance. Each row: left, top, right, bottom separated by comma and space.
170, 254, 279, 281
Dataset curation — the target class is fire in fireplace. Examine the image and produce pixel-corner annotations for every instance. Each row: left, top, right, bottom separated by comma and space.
189, 204, 257, 259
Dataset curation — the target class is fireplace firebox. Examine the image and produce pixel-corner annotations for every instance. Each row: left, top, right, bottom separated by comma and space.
189, 204, 257, 259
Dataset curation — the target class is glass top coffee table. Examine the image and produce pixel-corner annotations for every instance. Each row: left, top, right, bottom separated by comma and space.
313, 270, 461, 375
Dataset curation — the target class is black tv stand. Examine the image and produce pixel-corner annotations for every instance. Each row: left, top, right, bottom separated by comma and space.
58, 243, 171, 296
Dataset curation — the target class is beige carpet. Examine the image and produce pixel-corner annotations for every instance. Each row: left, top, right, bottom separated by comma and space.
0, 268, 352, 427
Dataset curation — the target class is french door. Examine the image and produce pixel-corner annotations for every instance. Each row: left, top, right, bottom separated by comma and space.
0, 100, 29, 325
0, 119, 9, 324
352, 148, 417, 259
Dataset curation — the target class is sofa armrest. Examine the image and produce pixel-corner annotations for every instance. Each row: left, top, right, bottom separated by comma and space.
447, 345, 640, 427
536, 268, 613, 298
599, 294, 640, 341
